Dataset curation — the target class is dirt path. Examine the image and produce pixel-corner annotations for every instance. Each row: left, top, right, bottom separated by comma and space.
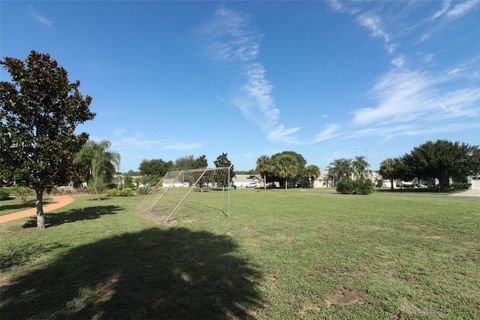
0, 195, 75, 224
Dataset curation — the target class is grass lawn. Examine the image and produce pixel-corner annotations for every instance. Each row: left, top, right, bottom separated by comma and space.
1, 190, 479, 319
0, 197, 51, 216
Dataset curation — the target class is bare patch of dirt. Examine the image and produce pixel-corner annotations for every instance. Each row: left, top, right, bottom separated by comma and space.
245, 237, 259, 246
243, 225, 253, 232
266, 273, 279, 289
401, 298, 422, 315
421, 234, 442, 240
300, 301, 321, 315
385, 269, 399, 276
0, 277, 14, 286
276, 235, 294, 244
326, 288, 366, 307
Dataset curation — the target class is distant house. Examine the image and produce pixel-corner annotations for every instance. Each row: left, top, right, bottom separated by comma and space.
468, 175, 480, 190
313, 171, 331, 188
233, 175, 262, 188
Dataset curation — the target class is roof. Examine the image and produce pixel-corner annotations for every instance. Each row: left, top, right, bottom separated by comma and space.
233, 174, 262, 183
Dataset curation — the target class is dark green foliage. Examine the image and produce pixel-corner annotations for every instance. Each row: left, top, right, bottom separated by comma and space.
124, 176, 134, 189
139, 159, 174, 177
0, 51, 95, 228
273, 154, 299, 190
354, 179, 375, 195
336, 178, 355, 194
336, 178, 374, 195
214, 152, 235, 179
104, 188, 134, 197
173, 155, 207, 170
451, 182, 471, 190
328, 158, 354, 183
135, 187, 152, 195
403, 140, 480, 191
271, 151, 306, 177
0, 188, 9, 200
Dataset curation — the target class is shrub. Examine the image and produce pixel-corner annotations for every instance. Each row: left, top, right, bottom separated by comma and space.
0, 188, 10, 200
105, 188, 134, 197
336, 178, 374, 195
354, 179, 375, 195
336, 178, 355, 194
136, 187, 152, 195
451, 182, 470, 190
12, 186, 31, 203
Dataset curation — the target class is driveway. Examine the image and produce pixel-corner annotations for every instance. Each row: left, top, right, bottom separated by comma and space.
449, 189, 480, 198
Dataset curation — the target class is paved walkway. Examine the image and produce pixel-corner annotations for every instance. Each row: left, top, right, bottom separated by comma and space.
0, 196, 75, 224
450, 189, 480, 198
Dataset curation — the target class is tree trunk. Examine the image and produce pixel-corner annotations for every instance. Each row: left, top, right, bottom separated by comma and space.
35, 189, 45, 229
439, 176, 450, 191
285, 178, 288, 190
390, 178, 394, 191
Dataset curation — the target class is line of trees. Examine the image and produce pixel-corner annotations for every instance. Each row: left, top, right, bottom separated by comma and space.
255, 151, 320, 190
379, 140, 480, 191
138, 153, 234, 186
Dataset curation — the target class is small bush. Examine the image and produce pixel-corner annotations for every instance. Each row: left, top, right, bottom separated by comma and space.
451, 182, 470, 190
336, 178, 355, 194
12, 186, 31, 203
336, 178, 374, 195
0, 188, 10, 200
105, 188, 134, 197
136, 187, 152, 195
354, 179, 375, 195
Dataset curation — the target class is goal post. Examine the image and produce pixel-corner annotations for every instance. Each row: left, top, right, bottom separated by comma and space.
137, 166, 232, 223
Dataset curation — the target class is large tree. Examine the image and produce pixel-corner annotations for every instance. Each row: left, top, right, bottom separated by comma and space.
379, 158, 399, 190
174, 155, 207, 170
256, 155, 271, 190
271, 151, 306, 177
0, 51, 95, 229
305, 164, 321, 188
327, 158, 353, 185
139, 159, 173, 178
273, 154, 299, 190
352, 156, 369, 179
74, 140, 120, 195
214, 152, 235, 180
403, 140, 480, 191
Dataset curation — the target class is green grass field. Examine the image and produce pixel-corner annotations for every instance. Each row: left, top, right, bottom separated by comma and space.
1, 191, 479, 319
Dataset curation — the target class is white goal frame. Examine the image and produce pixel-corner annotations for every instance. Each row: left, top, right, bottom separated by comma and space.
138, 166, 232, 223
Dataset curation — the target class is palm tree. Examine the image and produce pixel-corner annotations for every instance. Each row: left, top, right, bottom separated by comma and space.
305, 165, 321, 188
75, 140, 120, 195
352, 156, 369, 179
327, 158, 353, 186
379, 158, 397, 190
256, 155, 271, 190
273, 154, 299, 190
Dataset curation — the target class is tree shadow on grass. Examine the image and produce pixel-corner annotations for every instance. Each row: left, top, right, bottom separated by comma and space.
22, 205, 122, 229
0, 199, 51, 214
0, 227, 263, 319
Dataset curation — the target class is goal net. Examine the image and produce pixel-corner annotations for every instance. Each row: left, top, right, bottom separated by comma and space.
137, 166, 231, 223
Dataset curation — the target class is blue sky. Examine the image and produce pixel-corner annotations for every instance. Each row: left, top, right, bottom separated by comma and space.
1, 1, 479, 172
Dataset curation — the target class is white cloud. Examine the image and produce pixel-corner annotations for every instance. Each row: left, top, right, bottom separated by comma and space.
391, 55, 406, 68
430, 0, 451, 20
203, 7, 338, 146
446, 0, 480, 19
352, 68, 480, 126
109, 129, 201, 151
28, 6, 52, 28
356, 13, 390, 43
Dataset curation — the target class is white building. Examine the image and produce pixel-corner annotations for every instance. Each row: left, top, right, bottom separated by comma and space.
233, 175, 263, 188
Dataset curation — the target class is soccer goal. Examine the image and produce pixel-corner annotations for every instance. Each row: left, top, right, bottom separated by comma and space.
137, 166, 232, 223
